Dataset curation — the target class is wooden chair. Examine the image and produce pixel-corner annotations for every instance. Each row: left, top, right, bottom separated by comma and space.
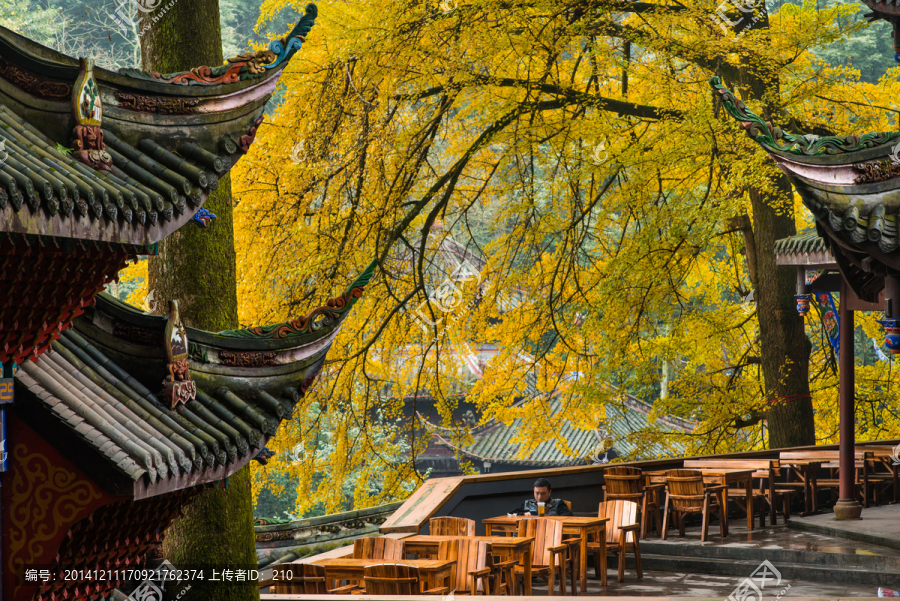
563, 500, 572, 511
683, 459, 792, 527
662, 469, 727, 542
354, 536, 406, 559
588, 500, 643, 585
269, 563, 329, 594
363, 563, 449, 595
436, 539, 511, 595
338, 537, 405, 592
513, 518, 580, 595
603, 466, 663, 538
430, 516, 476, 536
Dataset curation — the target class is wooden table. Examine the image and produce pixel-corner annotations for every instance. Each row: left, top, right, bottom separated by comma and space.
482, 515, 607, 593
312, 558, 454, 592
858, 446, 900, 504
777, 460, 821, 514
404, 535, 535, 595
647, 469, 755, 532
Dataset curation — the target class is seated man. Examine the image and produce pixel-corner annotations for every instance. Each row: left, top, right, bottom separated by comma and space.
510, 477, 573, 516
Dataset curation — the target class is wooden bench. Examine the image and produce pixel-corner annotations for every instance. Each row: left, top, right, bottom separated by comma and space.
683, 459, 791, 527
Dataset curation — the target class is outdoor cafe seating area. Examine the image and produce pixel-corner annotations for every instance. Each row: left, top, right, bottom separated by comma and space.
261, 441, 900, 596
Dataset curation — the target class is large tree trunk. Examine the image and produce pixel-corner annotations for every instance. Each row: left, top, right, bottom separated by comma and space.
736, 44, 816, 448
139, 4, 257, 600
748, 183, 816, 448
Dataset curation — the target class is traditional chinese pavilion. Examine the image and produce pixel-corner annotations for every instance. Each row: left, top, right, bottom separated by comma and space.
712, 74, 900, 520
0, 5, 376, 600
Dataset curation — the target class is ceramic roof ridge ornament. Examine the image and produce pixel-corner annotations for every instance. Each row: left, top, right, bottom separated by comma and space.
71, 58, 113, 173
163, 299, 196, 409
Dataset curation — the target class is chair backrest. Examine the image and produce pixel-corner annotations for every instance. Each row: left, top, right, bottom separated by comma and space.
271, 563, 328, 594
598, 500, 638, 545
604, 466, 644, 498
563, 500, 572, 511
364, 563, 421, 595
430, 516, 476, 536
436, 538, 491, 593
665, 469, 705, 510
516, 518, 564, 566
353, 537, 406, 560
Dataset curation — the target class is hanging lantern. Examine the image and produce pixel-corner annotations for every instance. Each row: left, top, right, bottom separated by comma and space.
795, 294, 812, 317
879, 318, 900, 355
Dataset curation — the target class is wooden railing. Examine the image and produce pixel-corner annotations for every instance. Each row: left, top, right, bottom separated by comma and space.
380, 437, 900, 535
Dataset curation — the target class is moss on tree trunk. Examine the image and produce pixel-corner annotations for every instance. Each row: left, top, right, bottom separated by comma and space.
140, 4, 257, 599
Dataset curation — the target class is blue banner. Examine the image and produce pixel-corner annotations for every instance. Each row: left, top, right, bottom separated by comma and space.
814, 292, 840, 353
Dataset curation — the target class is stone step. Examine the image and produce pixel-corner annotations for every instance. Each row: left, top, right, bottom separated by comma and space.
639, 539, 900, 572
599, 553, 900, 588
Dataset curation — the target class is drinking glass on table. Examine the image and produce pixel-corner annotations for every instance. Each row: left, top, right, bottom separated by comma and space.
537, 502, 545, 516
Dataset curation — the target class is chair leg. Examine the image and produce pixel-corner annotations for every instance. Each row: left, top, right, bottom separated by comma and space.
592, 551, 602, 580
617, 550, 625, 583
634, 540, 643, 579
570, 559, 577, 596
661, 493, 671, 540
701, 494, 710, 543
783, 492, 791, 521
655, 499, 662, 536
758, 496, 766, 529
641, 495, 649, 540
678, 511, 685, 537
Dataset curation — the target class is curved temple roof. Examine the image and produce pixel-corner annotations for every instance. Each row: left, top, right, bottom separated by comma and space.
710, 76, 900, 258
14, 261, 376, 499
0, 4, 317, 246
0, 5, 318, 364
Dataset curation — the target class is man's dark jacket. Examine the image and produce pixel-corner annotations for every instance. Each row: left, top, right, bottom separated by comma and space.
510, 498, 573, 516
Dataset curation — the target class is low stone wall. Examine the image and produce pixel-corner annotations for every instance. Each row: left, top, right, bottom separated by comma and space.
255, 502, 404, 566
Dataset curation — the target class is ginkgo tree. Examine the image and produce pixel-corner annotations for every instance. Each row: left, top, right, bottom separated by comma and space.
120, 0, 900, 513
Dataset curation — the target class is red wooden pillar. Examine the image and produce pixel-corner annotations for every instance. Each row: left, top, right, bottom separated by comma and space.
834, 278, 862, 519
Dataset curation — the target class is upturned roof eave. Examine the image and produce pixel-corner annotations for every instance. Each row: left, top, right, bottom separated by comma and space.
0, 17, 297, 99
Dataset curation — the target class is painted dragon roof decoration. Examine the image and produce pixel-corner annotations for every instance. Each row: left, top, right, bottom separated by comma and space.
711, 76, 900, 300
0, 5, 317, 365
711, 77, 900, 250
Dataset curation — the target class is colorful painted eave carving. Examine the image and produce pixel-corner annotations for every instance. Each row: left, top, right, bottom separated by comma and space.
117, 4, 317, 86
217, 260, 378, 339
709, 77, 900, 158
710, 77, 900, 257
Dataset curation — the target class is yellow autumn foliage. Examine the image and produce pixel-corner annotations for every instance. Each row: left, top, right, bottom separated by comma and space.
128, 0, 900, 516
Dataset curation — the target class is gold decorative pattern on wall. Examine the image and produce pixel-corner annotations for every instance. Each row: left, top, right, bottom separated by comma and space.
7, 442, 102, 596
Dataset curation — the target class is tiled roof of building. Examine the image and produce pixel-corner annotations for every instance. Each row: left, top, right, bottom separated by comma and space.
14, 261, 375, 498
713, 77, 900, 255
0, 3, 316, 247
0, 105, 214, 233
0, 5, 318, 366
455, 397, 600, 466
774, 230, 836, 266
774, 230, 828, 255
603, 394, 692, 459
430, 388, 694, 466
